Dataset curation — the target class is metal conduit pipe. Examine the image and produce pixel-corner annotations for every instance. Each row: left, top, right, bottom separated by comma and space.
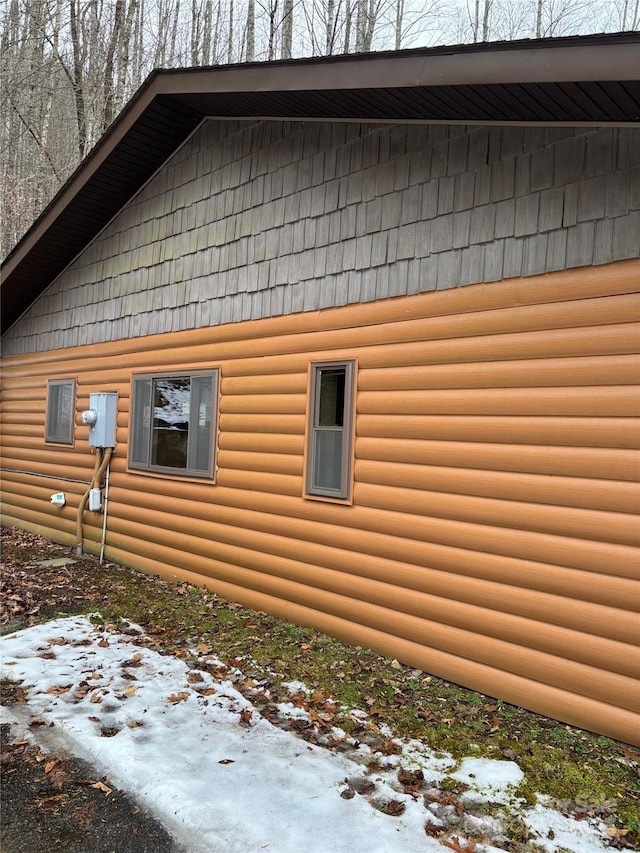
75, 448, 112, 556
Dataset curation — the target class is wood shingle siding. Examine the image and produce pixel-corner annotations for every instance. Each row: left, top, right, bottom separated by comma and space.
3, 122, 639, 356
1, 260, 638, 744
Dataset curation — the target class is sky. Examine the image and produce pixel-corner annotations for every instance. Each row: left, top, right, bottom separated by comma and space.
0, 616, 626, 853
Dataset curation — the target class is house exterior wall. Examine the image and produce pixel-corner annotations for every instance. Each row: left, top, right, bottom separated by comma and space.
2, 121, 639, 356
1, 261, 639, 744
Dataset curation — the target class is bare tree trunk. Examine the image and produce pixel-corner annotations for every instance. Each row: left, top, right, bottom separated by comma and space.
210, 0, 222, 62
395, 0, 404, 49
362, 0, 376, 49
472, 0, 480, 40
103, 0, 124, 128
170, 0, 181, 64
536, 0, 543, 36
267, 0, 279, 60
69, 0, 87, 157
482, 0, 492, 40
356, 0, 365, 50
325, 0, 336, 53
282, 0, 293, 58
117, 0, 138, 103
344, 0, 352, 52
191, 0, 201, 63
245, 0, 254, 61
202, 0, 213, 64
228, 0, 235, 62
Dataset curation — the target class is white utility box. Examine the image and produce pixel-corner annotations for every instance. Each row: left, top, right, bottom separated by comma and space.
89, 488, 102, 511
83, 392, 117, 448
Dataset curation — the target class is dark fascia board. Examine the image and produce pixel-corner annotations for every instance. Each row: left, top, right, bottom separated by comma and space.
154, 32, 640, 92
2, 32, 640, 335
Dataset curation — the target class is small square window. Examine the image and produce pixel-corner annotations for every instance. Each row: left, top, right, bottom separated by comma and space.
129, 369, 218, 479
45, 379, 76, 444
305, 361, 355, 501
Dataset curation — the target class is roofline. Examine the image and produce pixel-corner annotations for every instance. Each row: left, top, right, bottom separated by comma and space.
152, 32, 640, 90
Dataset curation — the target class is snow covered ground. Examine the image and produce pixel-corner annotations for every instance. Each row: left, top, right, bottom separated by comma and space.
0, 616, 626, 853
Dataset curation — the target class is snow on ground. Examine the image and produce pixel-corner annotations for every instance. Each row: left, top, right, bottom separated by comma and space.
0, 616, 624, 853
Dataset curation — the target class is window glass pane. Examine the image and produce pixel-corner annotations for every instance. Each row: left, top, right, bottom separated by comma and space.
129, 370, 217, 479
130, 379, 151, 466
318, 368, 345, 427
189, 375, 213, 473
151, 378, 190, 469
313, 429, 343, 491
46, 381, 74, 443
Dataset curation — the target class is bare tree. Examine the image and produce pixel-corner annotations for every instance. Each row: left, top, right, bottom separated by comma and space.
382, 0, 444, 49
468, 0, 493, 41
282, 0, 293, 57
613, 0, 640, 28
246, 0, 255, 58
534, 0, 592, 36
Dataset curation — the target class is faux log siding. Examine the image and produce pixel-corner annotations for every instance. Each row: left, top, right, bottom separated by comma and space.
1, 262, 639, 743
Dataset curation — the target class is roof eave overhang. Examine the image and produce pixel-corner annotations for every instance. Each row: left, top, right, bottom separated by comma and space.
155, 38, 640, 92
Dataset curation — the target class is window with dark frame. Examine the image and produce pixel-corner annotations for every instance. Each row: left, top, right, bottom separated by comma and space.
45, 379, 76, 444
305, 360, 355, 501
129, 369, 219, 478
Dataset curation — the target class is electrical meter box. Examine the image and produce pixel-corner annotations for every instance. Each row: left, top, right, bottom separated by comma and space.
84, 392, 117, 448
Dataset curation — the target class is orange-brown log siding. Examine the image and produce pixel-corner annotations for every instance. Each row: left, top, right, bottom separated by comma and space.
1, 260, 639, 743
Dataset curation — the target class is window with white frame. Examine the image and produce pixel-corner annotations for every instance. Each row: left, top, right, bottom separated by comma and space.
305, 361, 355, 501
129, 369, 218, 478
45, 379, 76, 444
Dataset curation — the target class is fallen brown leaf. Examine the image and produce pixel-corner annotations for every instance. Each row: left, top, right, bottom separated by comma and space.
186, 671, 204, 683
606, 827, 630, 838
441, 836, 477, 852
167, 691, 190, 704
377, 799, 406, 816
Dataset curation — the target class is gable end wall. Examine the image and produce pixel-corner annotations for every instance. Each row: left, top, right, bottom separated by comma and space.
3, 121, 639, 356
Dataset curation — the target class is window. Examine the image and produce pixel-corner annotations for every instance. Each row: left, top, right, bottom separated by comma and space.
305, 361, 355, 501
45, 379, 76, 444
129, 369, 218, 478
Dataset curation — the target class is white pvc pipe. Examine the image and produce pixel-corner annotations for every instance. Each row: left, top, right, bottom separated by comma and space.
99, 462, 110, 564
